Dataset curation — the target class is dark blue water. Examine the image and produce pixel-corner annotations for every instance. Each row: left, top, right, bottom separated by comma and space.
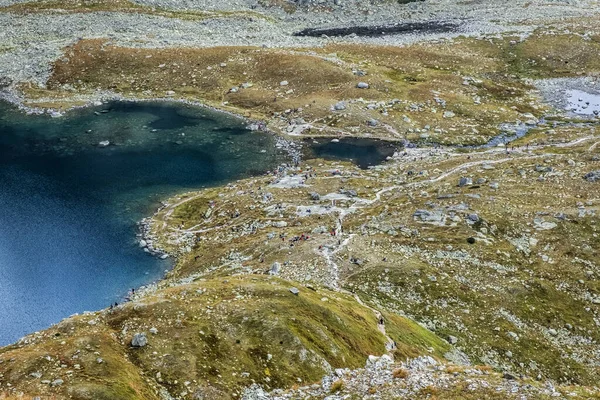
0, 101, 283, 345
306, 137, 397, 169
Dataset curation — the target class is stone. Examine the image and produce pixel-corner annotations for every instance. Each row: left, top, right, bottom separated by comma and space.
467, 214, 479, 222
443, 111, 455, 118
458, 177, 473, 187
583, 171, 600, 182
535, 165, 553, 173
534, 218, 557, 230
366, 355, 380, 365
489, 182, 499, 190
51, 379, 64, 387
131, 333, 148, 348
98, 140, 110, 147
229, 87, 239, 93
165, 90, 175, 96
0, 76, 12, 88
149, 327, 158, 335
139, 240, 147, 248
270, 262, 281, 275
350, 257, 363, 265
333, 101, 346, 111
280, 80, 289, 86
273, 221, 288, 228
309, 192, 321, 201
448, 335, 458, 345
367, 119, 379, 127
356, 82, 369, 89
289, 287, 299, 295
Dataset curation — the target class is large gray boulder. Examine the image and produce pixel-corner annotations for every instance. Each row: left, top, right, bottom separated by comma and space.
131, 333, 148, 348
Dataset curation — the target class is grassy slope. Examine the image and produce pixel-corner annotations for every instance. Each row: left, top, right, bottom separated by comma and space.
0, 276, 448, 398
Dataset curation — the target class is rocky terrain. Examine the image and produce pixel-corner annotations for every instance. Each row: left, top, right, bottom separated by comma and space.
2, 0, 600, 399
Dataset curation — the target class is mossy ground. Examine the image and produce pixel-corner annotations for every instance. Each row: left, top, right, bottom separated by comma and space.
16, 25, 600, 145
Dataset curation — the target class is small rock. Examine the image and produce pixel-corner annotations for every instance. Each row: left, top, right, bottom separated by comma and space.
270, 262, 281, 275
356, 82, 369, 89
98, 140, 110, 147
51, 379, 64, 387
467, 214, 479, 222
149, 327, 158, 335
289, 287, 299, 295
333, 101, 346, 111
459, 177, 473, 187
280, 80, 289, 86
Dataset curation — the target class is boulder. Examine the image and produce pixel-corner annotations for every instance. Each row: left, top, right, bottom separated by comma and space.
356, 82, 369, 89
333, 101, 346, 111
289, 287, 299, 295
131, 333, 148, 348
583, 170, 600, 182
458, 177, 473, 187
0, 76, 12, 88
270, 262, 281, 275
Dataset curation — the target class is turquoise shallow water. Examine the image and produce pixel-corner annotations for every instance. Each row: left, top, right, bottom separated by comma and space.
0, 101, 284, 345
